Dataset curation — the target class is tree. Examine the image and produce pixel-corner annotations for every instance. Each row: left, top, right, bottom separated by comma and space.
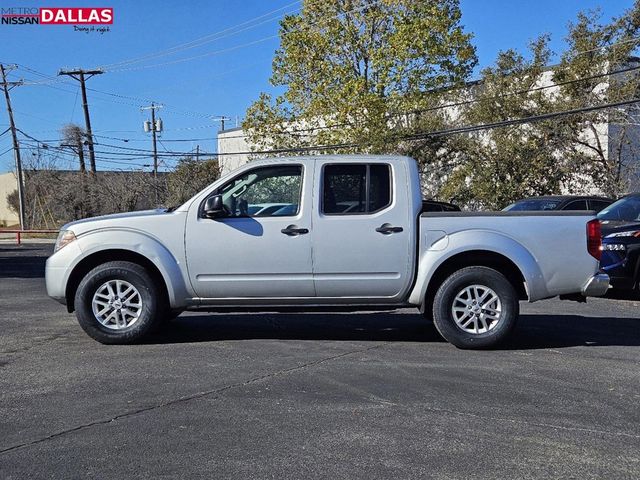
61, 123, 88, 173
243, 0, 477, 154
438, 37, 571, 208
165, 157, 220, 205
553, 4, 640, 197
435, 3, 640, 208
6, 189, 18, 225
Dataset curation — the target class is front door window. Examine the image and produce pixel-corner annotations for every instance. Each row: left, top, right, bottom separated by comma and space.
217, 165, 302, 217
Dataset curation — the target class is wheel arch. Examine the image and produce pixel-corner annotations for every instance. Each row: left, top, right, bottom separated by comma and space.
65, 248, 186, 312
409, 228, 551, 307
413, 249, 534, 314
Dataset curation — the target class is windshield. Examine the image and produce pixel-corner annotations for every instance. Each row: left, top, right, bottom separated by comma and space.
503, 199, 561, 211
597, 196, 640, 221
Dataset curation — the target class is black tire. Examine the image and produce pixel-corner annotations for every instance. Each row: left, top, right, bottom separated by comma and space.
431, 266, 519, 349
74, 261, 163, 344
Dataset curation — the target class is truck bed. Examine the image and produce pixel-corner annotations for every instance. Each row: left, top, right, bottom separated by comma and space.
416, 211, 598, 302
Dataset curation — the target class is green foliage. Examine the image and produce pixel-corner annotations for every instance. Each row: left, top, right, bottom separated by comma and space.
244, 0, 477, 154
429, 3, 640, 207
552, 4, 640, 197
165, 157, 220, 205
241, 176, 300, 205
244, 0, 640, 209
6, 189, 18, 218
439, 36, 569, 209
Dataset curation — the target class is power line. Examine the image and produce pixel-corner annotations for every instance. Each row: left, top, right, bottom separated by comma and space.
17, 64, 234, 122
27, 134, 220, 144
0, 146, 14, 157
565, 36, 640, 58
19, 96, 640, 160
216, 63, 640, 141
402, 64, 640, 118
19, 141, 155, 166
198, 97, 640, 156
103, 0, 383, 73
95, 134, 218, 143
105, 36, 281, 73
403, 97, 640, 139
100, 1, 301, 70
13, 96, 640, 172
17, 67, 640, 158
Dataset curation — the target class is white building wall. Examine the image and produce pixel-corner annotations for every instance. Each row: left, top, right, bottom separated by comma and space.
217, 127, 251, 175
0, 172, 19, 226
217, 69, 639, 195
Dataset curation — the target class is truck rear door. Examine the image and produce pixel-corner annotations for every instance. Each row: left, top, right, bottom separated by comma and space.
311, 160, 413, 301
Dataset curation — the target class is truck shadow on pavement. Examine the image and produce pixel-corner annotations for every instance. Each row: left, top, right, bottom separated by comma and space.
145, 312, 640, 350
0, 249, 47, 278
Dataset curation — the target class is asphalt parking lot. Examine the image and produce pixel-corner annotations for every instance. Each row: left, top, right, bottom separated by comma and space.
0, 244, 639, 479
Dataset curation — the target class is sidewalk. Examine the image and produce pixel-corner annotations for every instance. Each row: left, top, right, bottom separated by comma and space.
0, 234, 56, 244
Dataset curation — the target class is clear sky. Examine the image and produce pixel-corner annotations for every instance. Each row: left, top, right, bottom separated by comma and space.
0, 0, 634, 173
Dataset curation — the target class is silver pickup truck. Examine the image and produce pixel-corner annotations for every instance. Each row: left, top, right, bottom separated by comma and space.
45, 155, 608, 348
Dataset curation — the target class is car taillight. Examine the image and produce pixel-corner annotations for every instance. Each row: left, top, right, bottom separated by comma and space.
587, 219, 602, 261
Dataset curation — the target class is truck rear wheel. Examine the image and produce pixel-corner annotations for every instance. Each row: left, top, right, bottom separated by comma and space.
432, 266, 518, 349
74, 261, 162, 344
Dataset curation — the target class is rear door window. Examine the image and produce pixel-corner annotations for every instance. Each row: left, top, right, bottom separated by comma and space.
322, 164, 391, 215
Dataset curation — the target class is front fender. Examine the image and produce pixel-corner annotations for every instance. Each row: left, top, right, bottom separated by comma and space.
70, 228, 190, 308
408, 229, 548, 305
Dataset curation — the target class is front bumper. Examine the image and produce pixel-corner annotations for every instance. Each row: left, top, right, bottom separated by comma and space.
581, 273, 610, 297
45, 241, 83, 305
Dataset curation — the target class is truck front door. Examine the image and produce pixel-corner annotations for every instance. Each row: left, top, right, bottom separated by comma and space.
185, 162, 315, 299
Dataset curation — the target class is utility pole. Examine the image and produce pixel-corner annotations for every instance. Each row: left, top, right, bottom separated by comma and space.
212, 115, 231, 132
0, 64, 26, 230
58, 68, 103, 173
142, 103, 163, 177
142, 103, 163, 204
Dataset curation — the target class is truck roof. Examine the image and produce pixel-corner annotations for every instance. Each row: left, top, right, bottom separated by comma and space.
246, 154, 414, 166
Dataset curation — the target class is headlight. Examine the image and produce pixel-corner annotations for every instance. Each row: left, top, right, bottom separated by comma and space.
605, 230, 640, 238
54, 230, 77, 252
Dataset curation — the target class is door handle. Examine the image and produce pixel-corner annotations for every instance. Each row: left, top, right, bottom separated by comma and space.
376, 223, 403, 234
281, 225, 309, 236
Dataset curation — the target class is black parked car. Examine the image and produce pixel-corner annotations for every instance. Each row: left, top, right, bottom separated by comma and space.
503, 195, 613, 212
598, 194, 640, 296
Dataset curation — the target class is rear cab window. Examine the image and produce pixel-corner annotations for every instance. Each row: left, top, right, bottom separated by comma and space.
563, 199, 589, 210
590, 199, 612, 212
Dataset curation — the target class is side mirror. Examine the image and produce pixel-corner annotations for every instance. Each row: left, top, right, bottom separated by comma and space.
203, 194, 226, 219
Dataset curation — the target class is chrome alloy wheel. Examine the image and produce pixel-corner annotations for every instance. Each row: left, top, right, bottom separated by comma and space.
91, 279, 143, 330
451, 284, 502, 334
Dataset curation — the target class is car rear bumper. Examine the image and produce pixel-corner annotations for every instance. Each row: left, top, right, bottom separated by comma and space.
581, 273, 610, 297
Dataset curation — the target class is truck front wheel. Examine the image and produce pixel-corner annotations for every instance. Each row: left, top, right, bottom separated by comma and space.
432, 266, 519, 349
74, 261, 162, 344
